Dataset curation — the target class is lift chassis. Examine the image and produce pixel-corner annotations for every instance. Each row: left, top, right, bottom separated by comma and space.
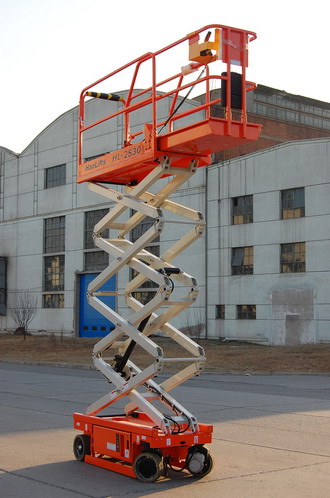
73, 24, 261, 482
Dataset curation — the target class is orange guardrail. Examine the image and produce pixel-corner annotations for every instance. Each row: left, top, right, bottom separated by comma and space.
77, 24, 261, 185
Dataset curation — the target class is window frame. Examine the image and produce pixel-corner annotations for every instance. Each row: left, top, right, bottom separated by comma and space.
0, 257, 7, 315
83, 209, 110, 271
281, 242, 306, 273
237, 305, 256, 319
45, 164, 66, 189
281, 187, 305, 219
43, 255, 65, 292
84, 251, 109, 272
43, 293, 64, 309
132, 291, 157, 306
44, 216, 65, 254
232, 195, 253, 225
216, 305, 225, 319
84, 209, 109, 250
232, 246, 254, 275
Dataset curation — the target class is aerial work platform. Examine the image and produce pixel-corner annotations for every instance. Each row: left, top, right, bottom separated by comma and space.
73, 24, 261, 482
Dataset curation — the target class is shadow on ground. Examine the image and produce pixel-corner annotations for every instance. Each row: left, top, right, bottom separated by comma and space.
1, 459, 215, 498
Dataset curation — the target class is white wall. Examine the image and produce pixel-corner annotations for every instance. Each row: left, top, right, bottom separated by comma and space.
206, 138, 330, 344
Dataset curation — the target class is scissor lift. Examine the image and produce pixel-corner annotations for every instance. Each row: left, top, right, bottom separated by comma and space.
73, 24, 261, 482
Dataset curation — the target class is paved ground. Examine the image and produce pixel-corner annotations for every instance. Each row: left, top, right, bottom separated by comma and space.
0, 363, 329, 497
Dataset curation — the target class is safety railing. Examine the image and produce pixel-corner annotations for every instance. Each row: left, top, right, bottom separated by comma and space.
77, 24, 258, 184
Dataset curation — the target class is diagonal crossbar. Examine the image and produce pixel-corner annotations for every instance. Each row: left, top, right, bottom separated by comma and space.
86, 157, 206, 434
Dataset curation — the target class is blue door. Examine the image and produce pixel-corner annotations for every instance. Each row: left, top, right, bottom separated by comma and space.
79, 273, 116, 338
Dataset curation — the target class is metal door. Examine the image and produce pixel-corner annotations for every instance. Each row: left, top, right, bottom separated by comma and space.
79, 273, 116, 337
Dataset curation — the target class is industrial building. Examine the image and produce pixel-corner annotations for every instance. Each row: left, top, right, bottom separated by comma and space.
0, 84, 329, 344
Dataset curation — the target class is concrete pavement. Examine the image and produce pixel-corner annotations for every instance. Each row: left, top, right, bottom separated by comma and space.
0, 363, 329, 497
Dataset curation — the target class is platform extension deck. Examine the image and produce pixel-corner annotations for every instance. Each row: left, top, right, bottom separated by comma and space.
78, 117, 260, 185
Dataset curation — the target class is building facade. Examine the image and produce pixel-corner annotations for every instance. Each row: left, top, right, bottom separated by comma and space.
206, 137, 330, 344
0, 86, 329, 344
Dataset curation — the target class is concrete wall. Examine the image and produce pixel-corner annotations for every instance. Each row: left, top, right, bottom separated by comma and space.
206, 138, 330, 344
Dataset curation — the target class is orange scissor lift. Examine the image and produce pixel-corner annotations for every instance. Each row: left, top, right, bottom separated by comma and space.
73, 24, 261, 482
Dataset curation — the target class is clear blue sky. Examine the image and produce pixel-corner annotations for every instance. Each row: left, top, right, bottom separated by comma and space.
0, 0, 328, 152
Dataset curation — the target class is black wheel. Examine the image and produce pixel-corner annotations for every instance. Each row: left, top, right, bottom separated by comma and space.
73, 434, 90, 462
133, 452, 164, 483
187, 446, 214, 478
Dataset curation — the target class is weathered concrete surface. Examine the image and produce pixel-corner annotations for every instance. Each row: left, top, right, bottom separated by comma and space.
0, 364, 329, 497
272, 288, 315, 345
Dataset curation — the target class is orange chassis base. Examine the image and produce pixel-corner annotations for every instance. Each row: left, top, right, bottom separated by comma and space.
73, 411, 213, 480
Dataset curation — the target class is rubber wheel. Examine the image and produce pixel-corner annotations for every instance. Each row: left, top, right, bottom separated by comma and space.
133, 452, 164, 483
73, 434, 90, 462
188, 449, 214, 478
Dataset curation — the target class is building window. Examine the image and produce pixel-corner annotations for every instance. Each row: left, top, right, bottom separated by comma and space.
237, 305, 256, 319
232, 247, 253, 275
44, 255, 65, 292
84, 251, 109, 272
131, 216, 160, 304
131, 217, 160, 244
84, 209, 109, 249
281, 242, 306, 273
232, 195, 253, 224
84, 209, 109, 271
43, 294, 64, 308
132, 291, 157, 306
282, 187, 305, 219
44, 217, 65, 253
0, 257, 7, 315
45, 164, 66, 189
216, 305, 225, 319
43, 214, 65, 306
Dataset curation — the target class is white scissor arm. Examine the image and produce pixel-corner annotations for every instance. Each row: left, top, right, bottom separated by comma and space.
86, 157, 206, 435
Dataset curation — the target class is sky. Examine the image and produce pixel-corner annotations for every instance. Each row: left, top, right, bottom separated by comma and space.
0, 0, 328, 153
